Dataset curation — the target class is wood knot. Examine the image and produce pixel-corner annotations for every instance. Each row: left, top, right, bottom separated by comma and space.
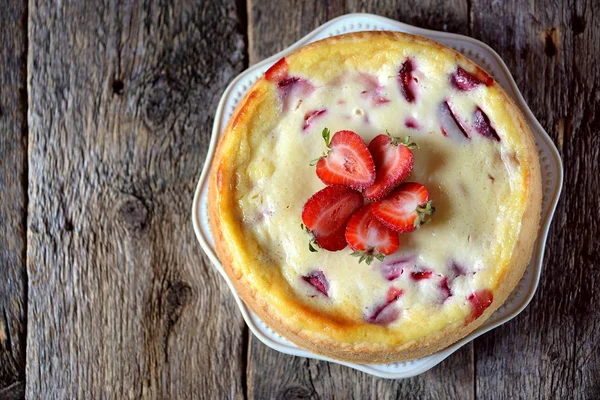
166, 281, 193, 329
542, 28, 560, 58
64, 218, 74, 232
144, 77, 174, 128
116, 196, 149, 231
112, 79, 125, 95
571, 15, 586, 36
277, 386, 315, 400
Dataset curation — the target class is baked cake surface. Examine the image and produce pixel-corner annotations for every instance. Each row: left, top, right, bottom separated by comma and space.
208, 32, 541, 363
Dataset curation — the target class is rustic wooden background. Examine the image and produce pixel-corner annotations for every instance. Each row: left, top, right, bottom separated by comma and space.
0, 0, 598, 398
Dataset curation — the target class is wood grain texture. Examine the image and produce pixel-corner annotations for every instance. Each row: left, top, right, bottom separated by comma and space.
246, 1, 475, 399
471, 1, 600, 399
247, 1, 599, 399
26, 0, 247, 398
346, 0, 470, 35
248, 338, 474, 399
0, 0, 594, 398
248, 0, 346, 65
0, 381, 25, 400
0, 0, 28, 392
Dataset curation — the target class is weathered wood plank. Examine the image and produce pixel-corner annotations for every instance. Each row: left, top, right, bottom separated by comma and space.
0, 381, 25, 400
471, 0, 600, 399
246, 1, 475, 398
0, 0, 27, 392
26, 0, 247, 398
249, 338, 474, 399
346, 0, 471, 36
247, 0, 345, 66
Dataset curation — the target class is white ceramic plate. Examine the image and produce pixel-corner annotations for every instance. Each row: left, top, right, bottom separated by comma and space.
191, 13, 563, 379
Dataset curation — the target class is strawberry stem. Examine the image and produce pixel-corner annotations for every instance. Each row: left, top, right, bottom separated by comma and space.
301, 223, 319, 252
385, 130, 419, 149
351, 249, 386, 265
400, 136, 419, 149
414, 200, 435, 228
309, 128, 331, 166
322, 127, 331, 147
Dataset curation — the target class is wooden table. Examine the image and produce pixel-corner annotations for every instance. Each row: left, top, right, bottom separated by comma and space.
1, 0, 598, 398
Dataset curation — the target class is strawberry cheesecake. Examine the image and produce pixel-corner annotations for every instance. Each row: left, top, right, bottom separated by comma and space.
208, 32, 542, 363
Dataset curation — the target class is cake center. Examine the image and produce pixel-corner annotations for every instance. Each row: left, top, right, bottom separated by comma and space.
237, 66, 514, 328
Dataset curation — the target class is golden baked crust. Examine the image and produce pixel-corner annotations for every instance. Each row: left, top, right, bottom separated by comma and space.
208, 31, 542, 363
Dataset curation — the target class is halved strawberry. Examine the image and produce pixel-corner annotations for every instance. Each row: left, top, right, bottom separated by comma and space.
315, 129, 375, 190
372, 182, 435, 233
364, 133, 416, 201
345, 204, 399, 264
450, 66, 493, 91
301, 185, 363, 251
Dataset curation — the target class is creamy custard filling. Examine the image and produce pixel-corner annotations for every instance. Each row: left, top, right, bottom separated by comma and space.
235, 64, 519, 330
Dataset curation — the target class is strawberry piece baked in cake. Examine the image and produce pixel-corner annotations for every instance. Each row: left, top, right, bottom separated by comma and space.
208, 32, 542, 363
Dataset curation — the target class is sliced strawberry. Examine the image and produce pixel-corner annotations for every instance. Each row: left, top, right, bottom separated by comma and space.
278, 76, 299, 88
386, 287, 404, 303
451, 66, 494, 91
380, 256, 415, 281
303, 109, 327, 131
313, 224, 348, 252
372, 182, 435, 233
439, 101, 470, 140
265, 58, 315, 111
265, 57, 288, 83
410, 270, 434, 281
357, 72, 390, 107
315, 129, 375, 190
440, 277, 452, 301
466, 289, 494, 324
301, 185, 363, 251
398, 58, 417, 103
366, 287, 404, 325
449, 261, 468, 279
473, 107, 500, 141
301, 270, 329, 297
364, 134, 416, 201
280, 79, 314, 112
405, 118, 419, 130
346, 204, 399, 264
